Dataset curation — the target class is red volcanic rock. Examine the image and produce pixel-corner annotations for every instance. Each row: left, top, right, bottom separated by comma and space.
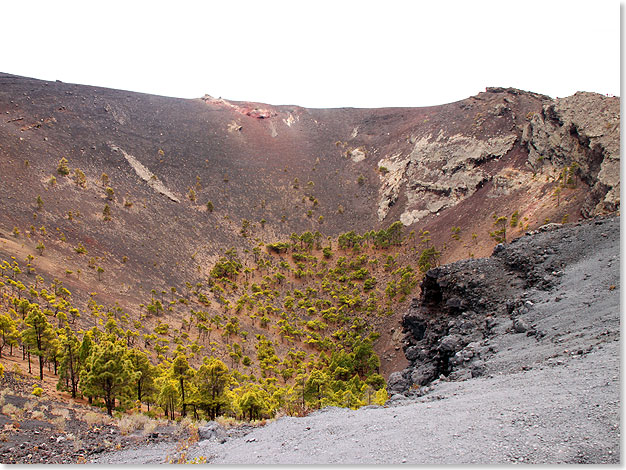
239, 106, 273, 119
201, 94, 275, 119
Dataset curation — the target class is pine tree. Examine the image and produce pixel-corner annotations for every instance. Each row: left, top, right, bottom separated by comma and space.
490, 214, 508, 244
238, 388, 264, 421
46, 333, 61, 377
57, 158, 70, 176
305, 369, 329, 409
22, 305, 56, 380
74, 169, 87, 188
36, 242, 45, 255
79, 331, 94, 365
352, 340, 380, 377
172, 353, 193, 417
155, 375, 179, 420
417, 246, 441, 273
80, 339, 138, 416
193, 357, 232, 420
128, 349, 156, 406
57, 327, 82, 398
0, 314, 18, 358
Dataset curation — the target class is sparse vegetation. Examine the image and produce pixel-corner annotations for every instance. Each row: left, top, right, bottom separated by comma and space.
489, 214, 508, 244
57, 157, 70, 176
74, 168, 87, 188
0, 219, 419, 423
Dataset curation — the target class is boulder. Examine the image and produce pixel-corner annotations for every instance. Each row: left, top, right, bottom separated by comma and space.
388, 394, 408, 402
513, 319, 529, 333
402, 311, 427, 342
470, 359, 486, 377
198, 422, 227, 443
439, 334, 462, 353
387, 371, 410, 393
404, 345, 421, 362
448, 369, 472, 382
410, 363, 437, 386
445, 296, 466, 311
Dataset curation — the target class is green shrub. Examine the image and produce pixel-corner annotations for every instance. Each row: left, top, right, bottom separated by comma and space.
57, 158, 70, 176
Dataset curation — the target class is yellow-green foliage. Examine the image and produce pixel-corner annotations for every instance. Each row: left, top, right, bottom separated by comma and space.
374, 388, 388, 405
0, 220, 431, 424
57, 157, 70, 176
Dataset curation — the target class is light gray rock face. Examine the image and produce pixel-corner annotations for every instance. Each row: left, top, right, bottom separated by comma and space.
522, 92, 620, 215
376, 89, 619, 228
381, 132, 518, 225
405, 133, 518, 213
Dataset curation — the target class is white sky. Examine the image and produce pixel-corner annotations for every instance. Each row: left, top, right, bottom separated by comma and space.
2, 0, 621, 108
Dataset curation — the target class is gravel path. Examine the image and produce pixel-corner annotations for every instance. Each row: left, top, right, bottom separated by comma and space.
91, 218, 620, 464
187, 345, 618, 464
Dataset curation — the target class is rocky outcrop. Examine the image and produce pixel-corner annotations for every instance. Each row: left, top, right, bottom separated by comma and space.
522, 92, 620, 216
388, 255, 514, 394
400, 132, 518, 225
201, 95, 277, 119
389, 216, 619, 395
379, 132, 518, 225
110, 144, 181, 203
375, 89, 619, 228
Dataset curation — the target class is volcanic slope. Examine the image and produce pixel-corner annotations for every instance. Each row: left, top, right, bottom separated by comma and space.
0, 73, 619, 409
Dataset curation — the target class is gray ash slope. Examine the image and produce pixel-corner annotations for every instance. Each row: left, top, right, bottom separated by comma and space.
390, 215, 620, 392
92, 216, 620, 464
